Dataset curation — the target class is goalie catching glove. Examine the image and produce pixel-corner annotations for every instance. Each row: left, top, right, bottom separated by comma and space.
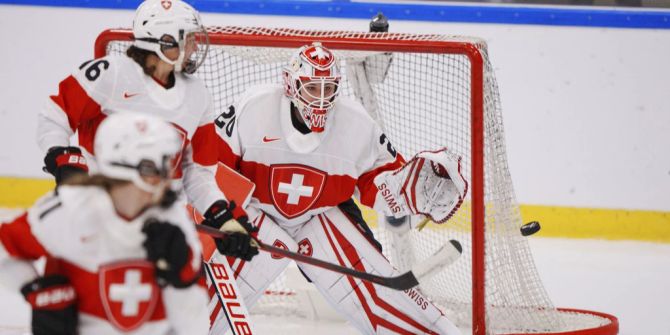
374, 147, 468, 224
202, 200, 259, 261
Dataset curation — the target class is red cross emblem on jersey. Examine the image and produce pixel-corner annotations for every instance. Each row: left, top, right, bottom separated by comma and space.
270, 164, 327, 219
298, 238, 313, 257
271, 239, 289, 260
99, 261, 159, 332
161, 0, 172, 10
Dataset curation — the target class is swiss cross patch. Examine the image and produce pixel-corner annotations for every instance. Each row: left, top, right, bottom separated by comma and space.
99, 261, 159, 332
271, 239, 288, 260
301, 44, 335, 70
270, 164, 326, 219
298, 238, 313, 257
161, 0, 172, 10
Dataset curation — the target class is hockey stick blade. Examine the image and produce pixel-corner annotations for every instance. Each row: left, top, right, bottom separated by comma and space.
196, 224, 461, 290
411, 240, 462, 282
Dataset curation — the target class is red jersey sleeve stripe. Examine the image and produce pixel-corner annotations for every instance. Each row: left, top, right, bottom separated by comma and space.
178, 249, 201, 285
191, 123, 219, 167
0, 213, 49, 260
217, 136, 241, 171
357, 155, 405, 208
49, 75, 103, 133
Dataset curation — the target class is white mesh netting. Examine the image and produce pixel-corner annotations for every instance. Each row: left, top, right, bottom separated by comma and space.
103, 27, 611, 334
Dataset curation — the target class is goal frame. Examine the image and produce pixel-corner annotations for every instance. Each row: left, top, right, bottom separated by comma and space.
94, 27, 617, 335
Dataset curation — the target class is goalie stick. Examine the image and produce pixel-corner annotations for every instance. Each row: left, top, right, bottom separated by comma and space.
196, 223, 462, 291
203, 255, 256, 335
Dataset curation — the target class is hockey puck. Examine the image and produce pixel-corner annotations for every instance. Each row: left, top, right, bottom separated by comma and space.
520, 221, 541, 236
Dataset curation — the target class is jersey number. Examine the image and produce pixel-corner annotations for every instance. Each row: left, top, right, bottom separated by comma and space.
215, 105, 237, 137
79, 59, 110, 82
379, 134, 398, 158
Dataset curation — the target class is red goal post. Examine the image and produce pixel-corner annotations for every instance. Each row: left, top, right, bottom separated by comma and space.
95, 26, 618, 335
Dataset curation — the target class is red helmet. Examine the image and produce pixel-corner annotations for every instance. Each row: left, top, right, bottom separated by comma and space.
282, 42, 342, 133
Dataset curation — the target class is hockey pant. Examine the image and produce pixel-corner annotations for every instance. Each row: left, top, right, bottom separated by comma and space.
207, 207, 461, 335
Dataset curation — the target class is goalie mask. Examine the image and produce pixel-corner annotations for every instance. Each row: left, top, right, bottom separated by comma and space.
132, 0, 209, 74
94, 113, 182, 200
283, 42, 341, 133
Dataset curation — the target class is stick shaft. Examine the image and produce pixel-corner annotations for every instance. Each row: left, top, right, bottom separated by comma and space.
196, 224, 419, 290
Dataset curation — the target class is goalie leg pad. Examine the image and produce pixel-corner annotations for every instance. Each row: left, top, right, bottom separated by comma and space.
293, 207, 461, 335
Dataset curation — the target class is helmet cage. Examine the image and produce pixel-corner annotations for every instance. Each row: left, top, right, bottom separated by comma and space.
289, 76, 340, 132
295, 77, 340, 110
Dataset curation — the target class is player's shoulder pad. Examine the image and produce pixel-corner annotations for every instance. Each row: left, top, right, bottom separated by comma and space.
177, 71, 210, 96
333, 96, 378, 128
234, 84, 283, 117
216, 84, 282, 133
72, 54, 123, 92
29, 186, 105, 225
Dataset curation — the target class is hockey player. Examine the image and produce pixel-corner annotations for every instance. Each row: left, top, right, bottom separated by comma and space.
36, 0, 253, 258
0, 113, 209, 335
209, 42, 467, 334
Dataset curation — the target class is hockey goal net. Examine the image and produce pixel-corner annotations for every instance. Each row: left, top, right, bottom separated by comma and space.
96, 26, 618, 335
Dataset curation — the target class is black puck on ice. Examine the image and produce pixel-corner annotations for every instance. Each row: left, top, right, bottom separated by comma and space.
520, 221, 541, 236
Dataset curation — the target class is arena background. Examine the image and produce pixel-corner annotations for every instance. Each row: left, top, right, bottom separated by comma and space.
0, 0, 668, 242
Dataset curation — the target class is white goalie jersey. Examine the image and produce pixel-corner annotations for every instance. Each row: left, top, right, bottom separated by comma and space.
215, 84, 406, 227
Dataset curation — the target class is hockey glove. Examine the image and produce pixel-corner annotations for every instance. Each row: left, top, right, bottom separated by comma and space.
375, 148, 468, 224
43, 146, 88, 185
203, 200, 259, 261
142, 219, 200, 288
21, 275, 78, 335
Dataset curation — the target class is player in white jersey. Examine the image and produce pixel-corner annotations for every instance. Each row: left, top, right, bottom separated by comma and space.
35, 0, 254, 256
208, 43, 467, 334
0, 113, 209, 335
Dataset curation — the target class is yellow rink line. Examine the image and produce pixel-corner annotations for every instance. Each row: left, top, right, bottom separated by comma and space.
2, 177, 668, 243
519, 205, 670, 243
0, 177, 55, 208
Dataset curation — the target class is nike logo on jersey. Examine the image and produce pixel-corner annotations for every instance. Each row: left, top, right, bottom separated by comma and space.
123, 92, 140, 99
263, 136, 280, 143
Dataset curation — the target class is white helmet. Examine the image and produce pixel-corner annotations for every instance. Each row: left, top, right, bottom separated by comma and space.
132, 0, 209, 74
94, 113, 183, 194
282, 42, 341, 133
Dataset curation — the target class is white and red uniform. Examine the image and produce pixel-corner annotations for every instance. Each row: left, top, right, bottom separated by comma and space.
212, 85, 461, 334
37, 55, 222, 213
0, 186, 209, 334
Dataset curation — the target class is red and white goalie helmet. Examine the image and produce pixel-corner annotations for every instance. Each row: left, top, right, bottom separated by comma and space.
282, 42, 342, 133
94, 113, 182, 195
132, 0, 209, 74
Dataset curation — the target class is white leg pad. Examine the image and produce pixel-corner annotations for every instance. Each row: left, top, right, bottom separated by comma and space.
292, 208, 461, 335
